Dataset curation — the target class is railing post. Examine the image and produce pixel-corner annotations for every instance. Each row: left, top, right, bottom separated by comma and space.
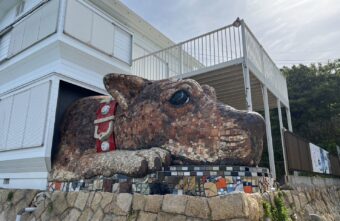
240, 20, 253, 111
166, 63, 170, 79
262, 84, 276, 180
285, 106, 293, 132
179, 45, 183, 79
278, 99, 289, 183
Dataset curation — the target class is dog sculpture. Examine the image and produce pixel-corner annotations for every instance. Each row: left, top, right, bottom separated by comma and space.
51, 74, 265, 180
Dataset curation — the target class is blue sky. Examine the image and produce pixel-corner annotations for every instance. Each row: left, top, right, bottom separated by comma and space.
121, 0, 340, 67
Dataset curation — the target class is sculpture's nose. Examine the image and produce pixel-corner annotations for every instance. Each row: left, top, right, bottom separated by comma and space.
218, 103, 266, 165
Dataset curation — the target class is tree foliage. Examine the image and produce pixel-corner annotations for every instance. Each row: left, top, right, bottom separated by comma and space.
282, 60, 340, 154
259, 59, 340, 180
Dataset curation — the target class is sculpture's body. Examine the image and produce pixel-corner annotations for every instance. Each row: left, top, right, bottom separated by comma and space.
51, 74, 265, 180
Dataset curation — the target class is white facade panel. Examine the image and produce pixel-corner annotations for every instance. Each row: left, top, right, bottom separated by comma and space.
6, 90, 30, 150
114, 27, 132, 64
91, 13, 114, 55
0, 6, 16, 30
21, 9, 41, 49
64, 0, 93, 43
38, 0, 58, 40
8, 21, 25, 56
23, 82, 51, 147
0, 31, 11, 61
0, 82, 51, 151
7, 0, 58, 58
0, 97, 13, 150
23, 0, 43, 14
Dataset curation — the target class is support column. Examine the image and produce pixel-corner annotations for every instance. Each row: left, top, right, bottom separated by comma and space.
241, 20, 253, 111
277, 99, 289, 182
285, 107, 293, 132
242, 63, 253, 111
262, 85, 276, 179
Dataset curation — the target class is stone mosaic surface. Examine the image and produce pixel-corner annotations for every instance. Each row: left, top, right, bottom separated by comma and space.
1, 186, 340, 221
51, 74, 265, 180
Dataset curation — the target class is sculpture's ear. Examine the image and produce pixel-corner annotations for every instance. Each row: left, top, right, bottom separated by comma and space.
103, 73, 150, 110
202, 84, 217, 101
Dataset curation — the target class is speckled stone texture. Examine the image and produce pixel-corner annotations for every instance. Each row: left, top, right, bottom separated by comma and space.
1, 186, 340, 221
51, 73, 265, 180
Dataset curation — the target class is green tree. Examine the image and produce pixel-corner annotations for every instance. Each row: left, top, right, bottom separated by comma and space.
259, 59, 340, 180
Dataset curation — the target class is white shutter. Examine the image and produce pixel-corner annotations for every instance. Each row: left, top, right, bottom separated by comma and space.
91, 13, 114, 55
23, 82, 50, 147
21, 8, 41, 49
64, 0, 93, 43
8, 21, 25, 56
0, 97, 13, 150
38, 0, 58, 40
114, 26, 132, 64
6, 90, 30, 149
0, 32, 11, 61
0, 81, 51, 150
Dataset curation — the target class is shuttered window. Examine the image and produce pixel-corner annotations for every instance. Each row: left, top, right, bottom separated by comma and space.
0, 32, 11, 61
0, 81, 51, 151
64, 0, 133, 65
113, 27, 132, 64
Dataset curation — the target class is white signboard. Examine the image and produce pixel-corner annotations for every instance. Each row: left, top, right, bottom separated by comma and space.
309, 143, 330, 174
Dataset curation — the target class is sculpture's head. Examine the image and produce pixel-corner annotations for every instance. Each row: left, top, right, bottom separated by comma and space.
104, 74, 265, 166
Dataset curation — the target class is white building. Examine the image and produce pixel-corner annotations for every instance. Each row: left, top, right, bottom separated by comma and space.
0, 0, 292, 190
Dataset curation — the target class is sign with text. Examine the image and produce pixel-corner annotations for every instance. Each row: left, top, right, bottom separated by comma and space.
309, 143, 330, 174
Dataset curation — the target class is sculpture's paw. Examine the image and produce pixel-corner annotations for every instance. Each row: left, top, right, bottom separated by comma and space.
51, 148, 171, 181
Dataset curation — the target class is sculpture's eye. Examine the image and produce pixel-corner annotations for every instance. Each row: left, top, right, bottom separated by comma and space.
169, 90, 190, 106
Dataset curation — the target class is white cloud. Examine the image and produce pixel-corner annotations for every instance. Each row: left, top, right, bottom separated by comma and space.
121, 0, 340, 66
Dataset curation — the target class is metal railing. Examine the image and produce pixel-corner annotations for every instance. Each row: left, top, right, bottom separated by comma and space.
132, 21, 289, 105
244, 24, 289, 105
132, 24, 243, 80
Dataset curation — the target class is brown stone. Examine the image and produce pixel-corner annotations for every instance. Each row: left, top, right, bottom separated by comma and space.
78, 207, 93, 221
144, 195, 163, 213
75, 192, 89, 210
100, 192, 114, 209
137, 211, 157, 221
91, 208, 104, 221
91, 192, 103, 211
157, 212, 186, 221
162, 195, 188, 215
184, 196, 210, 219
208, 193, 248, 220
132, 193, 146, 211
66, 192, 78, 206
112, 193, 132, 215
62, 208, 81, 221
50, 192, 68, 215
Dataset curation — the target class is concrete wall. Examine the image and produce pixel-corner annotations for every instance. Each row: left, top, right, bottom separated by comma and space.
288, 175, 340, 187
1, 186, 340, 221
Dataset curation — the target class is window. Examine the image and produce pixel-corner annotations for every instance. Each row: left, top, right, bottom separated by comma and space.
16, 1, 25, 17
3, 178, 10, 184
0, 32, 11, 61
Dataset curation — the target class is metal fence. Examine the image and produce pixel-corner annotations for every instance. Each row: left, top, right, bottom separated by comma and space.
284, 131, 340, 176
132, 20, 289, 107
132, 24, 243, 80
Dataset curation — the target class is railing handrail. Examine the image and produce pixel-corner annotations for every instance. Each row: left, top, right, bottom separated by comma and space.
133, 23, 235, 62
244, 23, 282, 76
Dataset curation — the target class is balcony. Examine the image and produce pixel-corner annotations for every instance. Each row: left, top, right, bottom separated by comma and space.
132, 20, 289, 112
